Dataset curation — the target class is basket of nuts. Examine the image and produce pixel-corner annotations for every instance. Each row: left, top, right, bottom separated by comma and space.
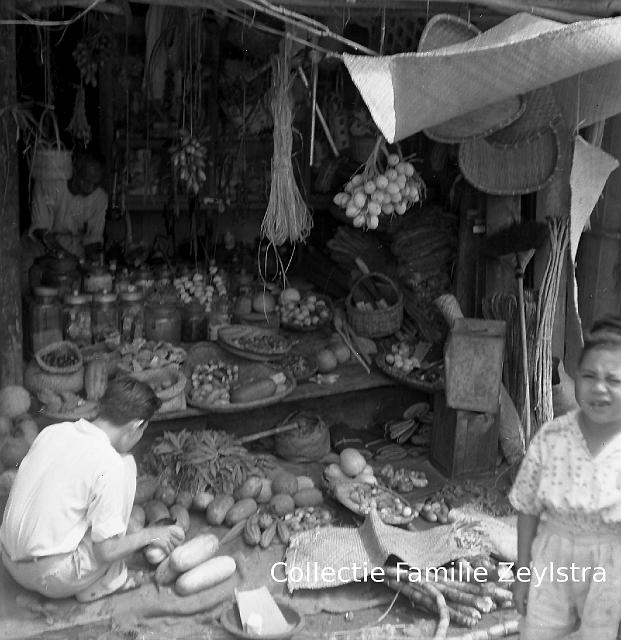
35, 340, 83, 375
332, 481, 415, 525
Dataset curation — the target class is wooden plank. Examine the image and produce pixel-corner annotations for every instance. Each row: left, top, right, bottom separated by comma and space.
0, 0, 23, 386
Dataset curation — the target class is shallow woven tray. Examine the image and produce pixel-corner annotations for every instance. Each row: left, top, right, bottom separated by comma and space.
184, 344, 296, 412
218, 325, 294, 361
375, 353, 445, 393
274, 352, 318, 382
35, 340, 83, 374
331, 481, 415, 526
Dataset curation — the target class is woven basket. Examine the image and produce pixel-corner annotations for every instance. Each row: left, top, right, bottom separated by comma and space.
458, 118, 562, 196
35, 340, 83, 374
30, 110, 72, 182
24, 360, 85, 395
346, 272, 403, 338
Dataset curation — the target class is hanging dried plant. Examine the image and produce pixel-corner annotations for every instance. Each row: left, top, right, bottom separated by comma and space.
66, 86, 91, 147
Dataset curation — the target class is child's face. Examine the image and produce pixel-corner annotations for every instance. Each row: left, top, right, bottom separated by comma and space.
575, 345, 621, 426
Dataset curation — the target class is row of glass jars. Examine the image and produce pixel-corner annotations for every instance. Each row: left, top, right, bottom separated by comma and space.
26, 287, 213, 356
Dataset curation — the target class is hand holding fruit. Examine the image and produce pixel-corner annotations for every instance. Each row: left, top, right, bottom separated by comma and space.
146, 524, 186, 554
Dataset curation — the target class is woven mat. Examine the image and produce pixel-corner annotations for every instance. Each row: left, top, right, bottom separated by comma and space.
343, 13, 621, 142
285, 508, 489, 592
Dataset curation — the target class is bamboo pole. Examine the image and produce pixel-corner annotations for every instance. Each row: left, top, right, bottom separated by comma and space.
31, 0, 607, 23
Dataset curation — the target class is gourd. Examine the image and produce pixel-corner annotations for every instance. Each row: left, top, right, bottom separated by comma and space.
174, 555, 236, 596
270, 494, 295, 516
205, 495, 235, 525
154, 556, 180, 586
143, 499, 170, 525
84, 359, 108, 401
224, 498, 258, 526
293, 488, 323, 508
169, 533, 220, 573
169, 504, 191, 533
0, 437, 30, 468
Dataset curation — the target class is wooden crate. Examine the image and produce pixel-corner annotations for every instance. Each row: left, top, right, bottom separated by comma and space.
430, 392, 499, 479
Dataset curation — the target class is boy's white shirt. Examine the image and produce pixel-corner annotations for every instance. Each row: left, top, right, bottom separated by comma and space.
0, 419, 135, 561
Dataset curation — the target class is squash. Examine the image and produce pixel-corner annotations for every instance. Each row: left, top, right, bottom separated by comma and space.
0, 415, 11, 439
205, 495, 235, 526
154, 485, 177, 507
191, 491, 214, 511
0, 437, 29, 469
154, 556, 181, 586
169, 533, 219, 573
84, 358, 108, 401
144, 545, 168, 565
224, 498, 258, 526
143, 499, 170, 525
293, 488, 323, 508
255, 478, 272, 504
270, 494, 295, 516
174, 555, 236, 596
234, 476, 263, 501
0, 385, 31, 419
170, 504, 191, 533
229, 379, 276, 404
175, 490, 194, 510
271, 471, 298, 496
134, 475, 158, 505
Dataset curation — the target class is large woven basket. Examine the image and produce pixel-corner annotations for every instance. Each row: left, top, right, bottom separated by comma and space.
346, 272, 403, 338
30, 110, 72, 182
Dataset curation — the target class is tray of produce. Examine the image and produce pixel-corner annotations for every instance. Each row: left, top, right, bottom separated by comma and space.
274, 351, 318, 382
331, 480, 416, 525
218, 325, 294, 361
375, 351, 445, 393
185, 357, 296, 412
279, 293, 333, 332
116, 339, 186, 374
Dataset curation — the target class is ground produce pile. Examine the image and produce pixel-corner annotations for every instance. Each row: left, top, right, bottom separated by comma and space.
423, 481, 515, 519
142, 429, 275, 495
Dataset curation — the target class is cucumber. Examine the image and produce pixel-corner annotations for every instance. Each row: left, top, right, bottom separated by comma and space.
174, 555, 237, 596
229, 379, 276, 404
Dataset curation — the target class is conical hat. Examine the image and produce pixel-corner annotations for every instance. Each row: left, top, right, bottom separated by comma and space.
419, 14, 525, 143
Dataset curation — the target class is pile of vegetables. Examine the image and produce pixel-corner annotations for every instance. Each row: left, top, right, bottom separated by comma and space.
116, 340, 186, 374
142, 429, 275, 496
332, 135, 425, 230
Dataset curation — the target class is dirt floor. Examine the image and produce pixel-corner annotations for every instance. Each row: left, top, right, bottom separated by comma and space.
0, 451, 520, 640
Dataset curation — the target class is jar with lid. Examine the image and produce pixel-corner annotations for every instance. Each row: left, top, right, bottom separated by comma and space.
91, 292, 119, 344
114, 268, 132, 294
119, 289, 145, 343
62, 291, 92, 347
145, 303, 181, 343
134, 266, 155, 296
182, 301, 207, 342
26, 287, 63, 358
83, 258, 113, 295
208, 294, 231, 341
42, 255, 81, 298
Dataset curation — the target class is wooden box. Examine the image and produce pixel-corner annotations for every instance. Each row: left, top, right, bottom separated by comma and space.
430, 392, 499, 479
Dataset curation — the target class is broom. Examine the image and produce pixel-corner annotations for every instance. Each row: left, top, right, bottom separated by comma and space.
481, 221, 548, 445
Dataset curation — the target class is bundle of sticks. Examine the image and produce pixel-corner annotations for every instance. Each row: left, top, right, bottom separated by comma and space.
382, 563, 515, 640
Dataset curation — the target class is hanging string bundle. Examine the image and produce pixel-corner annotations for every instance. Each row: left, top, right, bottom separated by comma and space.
261, 47, 313, 249
533, 216, 569, 433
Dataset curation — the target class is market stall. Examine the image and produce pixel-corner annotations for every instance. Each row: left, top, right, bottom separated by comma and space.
2, 0, 621, 638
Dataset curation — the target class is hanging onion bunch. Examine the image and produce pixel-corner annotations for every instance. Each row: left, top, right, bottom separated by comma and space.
261, 52, 313, 247
72, 31, 113, 87
169, 130, 207, 195
333, 136, 426, 230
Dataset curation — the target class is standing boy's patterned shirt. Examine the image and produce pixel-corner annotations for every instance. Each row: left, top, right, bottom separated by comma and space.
509, 409, 621, 532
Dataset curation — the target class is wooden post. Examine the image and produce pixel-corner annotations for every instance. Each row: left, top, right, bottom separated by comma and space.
0, 0, 23, 385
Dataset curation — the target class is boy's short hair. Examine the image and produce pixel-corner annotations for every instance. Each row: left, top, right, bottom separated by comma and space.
580, 314, 621, 365
96, 377, 161, 425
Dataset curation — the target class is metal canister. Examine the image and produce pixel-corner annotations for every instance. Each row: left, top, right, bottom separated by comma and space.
62, 290, 92, 347
91, 291, 119, 344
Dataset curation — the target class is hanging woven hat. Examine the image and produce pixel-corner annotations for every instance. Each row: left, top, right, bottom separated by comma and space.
418, 14, 525, 144
458, 117, 562, 196
486, 85, 561, 147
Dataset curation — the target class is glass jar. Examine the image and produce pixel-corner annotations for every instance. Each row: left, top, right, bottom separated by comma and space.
114, 268, 132, 294
43, 256, 82, 299
26, 287, 63, 357
134, 266, 155, 296
28, 255, 53, 292
182, 301, 207, 342
91, 292, 119, 344
83, 260, 113, 295
62, 291, 92, 347
155, 265, 173, 291
119, 289, 145, 343
208, 295, 231, 341
145, 303, 182, 343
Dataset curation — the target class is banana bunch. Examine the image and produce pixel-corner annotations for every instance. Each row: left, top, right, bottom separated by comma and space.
170, 131, 207, 195
72, 32, 112, 87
